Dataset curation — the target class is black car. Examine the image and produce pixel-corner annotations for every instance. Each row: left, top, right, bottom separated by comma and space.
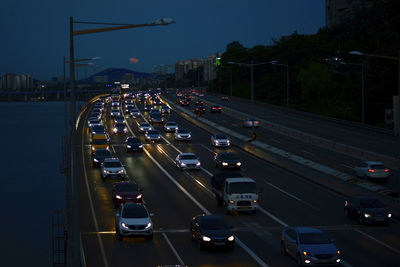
144, 104, 152, 111
344, 195, 391, 225
214, 152, 242, 169
194, 105, 206, 115
125, 137, 143, 152
92, 148, 112, 167
113, 123, 127, 134
195, 100, 204, 106
91, 125, 106, 135
210, 105, 222, 113
149, 113, 164, 125
191, 214, 235, 250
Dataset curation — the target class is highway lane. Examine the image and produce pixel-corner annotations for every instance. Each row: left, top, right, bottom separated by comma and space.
200, 94, 400, 157
170, 95, 400, 191
76, 95, 400, 267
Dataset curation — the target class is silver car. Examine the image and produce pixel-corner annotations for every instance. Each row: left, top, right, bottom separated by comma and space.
354, 161, 389, 182
101, 158, 126, 181
174, 128, 192, 142
175, 153, 201, 170
115, 203, 153, 241
164, 121, 178, 132
243, 118, 260, 128
211, 134, 230, 147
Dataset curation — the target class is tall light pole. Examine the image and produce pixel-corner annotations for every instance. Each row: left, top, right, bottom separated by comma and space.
270, 60, 290, 108
349, 50, 400, 138
68, 16, 175, 267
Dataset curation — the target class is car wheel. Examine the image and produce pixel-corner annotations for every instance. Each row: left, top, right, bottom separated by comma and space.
146, 233, 153, 240
116, 228, 123, 241
280, 242, 287, 255
344, 208, 350, 218
297, 254, 303, 266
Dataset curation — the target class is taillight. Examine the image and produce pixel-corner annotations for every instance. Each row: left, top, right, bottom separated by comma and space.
385, 169, 389, 172
368, 169, 375, 173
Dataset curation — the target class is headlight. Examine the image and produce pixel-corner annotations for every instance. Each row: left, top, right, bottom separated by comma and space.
106, 146, 109, 150
127, 145, 132, 148
227, 140, 230, 144
157, 136, 160, 139
121, 222, 129, 229
113, 128, 117, 132
253, 199, 258, 203
236, 162, 242, 166
104, 170, 111, 174
91, 146, 95, 150
139, 145, 143, 148
388, 213, 392, 218
181, 162, 186, 166
145, 222, 152, 229
228, 235, 234, 241
337, 250, 341, 255
222, 162, 228, 166
228, 200, 235, 204
188, 134, 191, 138
136, 194, 142, 199
215, 140, 219, 144
196, 162, 201, 166
117, 169, 124, 174
364, 213, 371, 218
116, 195, 122, 199
202, 236, 211, 242
94, 158, 99, 162
124, 128, 127, 132
140, 127, 144, 131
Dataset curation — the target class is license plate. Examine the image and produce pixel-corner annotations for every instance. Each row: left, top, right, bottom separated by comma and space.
214, 242, 225, 246
375, 218, 384, 221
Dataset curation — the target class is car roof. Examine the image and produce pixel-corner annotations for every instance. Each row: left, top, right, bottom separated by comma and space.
362, 161, 385, 165
349, 195, 380, 200
180, 153, 196, 156
292, 227, 323, 234
225, 177, 255, 183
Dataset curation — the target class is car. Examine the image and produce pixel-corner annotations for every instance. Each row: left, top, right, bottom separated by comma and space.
92, 148, 112, 167
175, 153, 201, 170
194, 105, 206, 115
88, 118, 100, 128
281, 227, 341, 266
145, 130, 161, 142
214, 152, 241, 169
113, 123, 128, 134
153, 99, 162, 105
221, 96, 229, 101
138, 122, 152, 133
130, 108, 141, 118
344, 195, 391, 225
180, 99, 190, 106
111, 108, 121, 117
174, 128, 192, 142
112, 181, 143, 207
101, 158, 126, 181
195, 100, 204, 106
149, 113, 164, 125
115, 203, 153, 241
243, 118, 260, 128
91, 125, 106, 136
114, 115, 126, 124
112, 101, 120, 107
190, 214, 234, 250
125, 137, 143, 152
211, 134, 230, 147
91, 134, 110, 154
144, 104, 152, 111
125, 103, 135, 112
210, 105, 222, 113
161, 105, 171, 115
164, 121, 178, 132
354, 161, 390, 182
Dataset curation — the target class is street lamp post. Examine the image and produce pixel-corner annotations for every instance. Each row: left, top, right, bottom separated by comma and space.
67, 16, 174, 267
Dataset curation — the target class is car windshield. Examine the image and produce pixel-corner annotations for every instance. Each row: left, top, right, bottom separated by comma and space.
147, 131, 158, 135
215, 134, 227, 139
131, 109, 139, 112
299, 233, 331, 244
220, 153, 237, 160
117, 183, 138, 192
116, 116, 124, 120
115, 123, 125, 127
141, 123, 150, 127
92, 139, 108, 145
104, 161, 122, 168
166, 122, 177, 126
92, 126, 104, 131
112, 110, 119, 113
228, 182, 256, 194
181, 154, 197, 160
127, 138, 140, 143
95, 150, 111, 156
178, 129, 190, 134
201, 218, 228, 230
370, 164, 385, 169
122, 206, 148, 218
360, 198, 385, 208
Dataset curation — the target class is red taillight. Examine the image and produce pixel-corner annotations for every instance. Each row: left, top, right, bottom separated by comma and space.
368, 169, 375, 173
218, 107, 222, 110
385, 169, 389, 172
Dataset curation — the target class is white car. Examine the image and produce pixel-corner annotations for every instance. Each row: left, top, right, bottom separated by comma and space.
354, 161, 390, 182
243, 118, 260, 128
211, 134, 230, 147
175, 153, 201, 170
111, 109, 121, 117
138, 122, 152, 133
174, 128, 192, 142
115, 203, 153, 241
101, 158, 126, 181
164, 121, 178, 132
130, 109, 141, 118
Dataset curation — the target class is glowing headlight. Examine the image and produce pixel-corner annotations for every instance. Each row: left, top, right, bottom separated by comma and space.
227, 235, 235, 241
196, 162, 201, 166
388, 213, 392, 218
337, 250, 341, 255
145, 222, 152, 229
104, 170, 111, 174
140, 127, 144, 131
336, 259, 341, 263
106, 146, 109, 150
115, 195, 122, 199
139, 145, 143, 148
94, 158, 99, 162
121, 222, 129, 229
127, 145, 132, 148
364, 213, 371, 218
304, 260, 311, 264
228, 200, 235, 204
91, 146, 95, 150
222, 162, 228, 166
117, 169, 124, 174
253, 199, 258, 203
136, 194, 142, 199
181, 162, 186, 166
215, 140, 219, 144
236, 162, 242, 166
124, 128, 127, 132
188, 134, 191, 138
202, 236, 211, 242
113, 128, 117, 132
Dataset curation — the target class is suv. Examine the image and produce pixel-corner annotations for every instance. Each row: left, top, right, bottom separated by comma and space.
115, 203, 153, 241
354, 161, 389, 183
101, 158, 126, 181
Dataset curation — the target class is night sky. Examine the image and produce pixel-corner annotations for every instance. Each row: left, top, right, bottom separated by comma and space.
1, 0, 325, 80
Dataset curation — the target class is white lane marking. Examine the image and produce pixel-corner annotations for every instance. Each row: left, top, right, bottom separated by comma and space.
355, 229, 400, 255
162, 233, 186, 266
236, 238, 269, 267
270, 138, 281, 144
341, 260, 353, 267
301, 150, 314, 156
81, 112, 109, 267
200, 144, 215, 154
342, 164, 354, 170
258, 207, 288, 227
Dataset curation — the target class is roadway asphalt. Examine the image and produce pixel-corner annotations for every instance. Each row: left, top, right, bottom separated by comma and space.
76, 94, 400, 267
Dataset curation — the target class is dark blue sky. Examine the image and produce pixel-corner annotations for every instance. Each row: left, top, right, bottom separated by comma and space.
1, 0, 325, 80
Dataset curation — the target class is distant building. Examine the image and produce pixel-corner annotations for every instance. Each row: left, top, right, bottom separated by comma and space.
1, 73, 34, 91
174, 59, 204, 81
325, 0, 373, 27
203, 54, 221, 81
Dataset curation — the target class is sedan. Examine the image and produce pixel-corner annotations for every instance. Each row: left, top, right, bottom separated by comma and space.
88, 119, 100, 128
175, 153, 200, 170
214, 152, 241, 169
112, 181, 143, 207
354, 161, 390, 183
115, 203, 153, 241
111, 109, 121, 117
210, 105, 222, 113
113, 123, 128, 134
281, 227, 341, 266
145, 130, 161, 142
125, 137, 143, 152
194, 105, 206, 115
344, 195, 391, 225
191, 214, 234, 250
164, 121, 178, 132
91, 125, 106, 136
114, 115, 126, 124
138, 122, 152, 133
130, 109, 141, 118
174, 128, 192, 142
101, 158, 126, 181
220, 96, 229, 101
144, 105, 152, 111
243, 118, 260, 128
161, 105, 171, 115
92, 148, 112, 167
211, 134, 230, 147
